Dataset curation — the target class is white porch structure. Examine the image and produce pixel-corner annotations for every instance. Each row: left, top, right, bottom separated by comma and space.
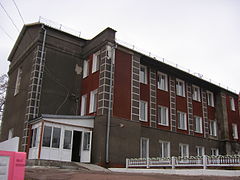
28, 114, 94, 163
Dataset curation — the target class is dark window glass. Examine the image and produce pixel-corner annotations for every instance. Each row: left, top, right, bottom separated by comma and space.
52, 127, 61, 148
32, 128, 37, 147
42, 126, 52, 147
83, 132, 90, 151
63, 130, 72, 149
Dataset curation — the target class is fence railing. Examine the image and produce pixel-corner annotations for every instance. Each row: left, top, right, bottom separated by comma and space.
126, 155, 240, 169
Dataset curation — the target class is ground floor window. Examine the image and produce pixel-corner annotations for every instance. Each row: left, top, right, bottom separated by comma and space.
211, 148, 219, 156
42, 126, 52, 147
179, 143, 189, 158
140, 137, 149, 158
83, 132, 90, 151
159, 140, 170, 158
196, 146, 205, 156
63, 130, 72, 149
30, 128, 38, 147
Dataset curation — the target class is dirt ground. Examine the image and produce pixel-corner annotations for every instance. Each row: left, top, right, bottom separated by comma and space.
25, 167, 240, 180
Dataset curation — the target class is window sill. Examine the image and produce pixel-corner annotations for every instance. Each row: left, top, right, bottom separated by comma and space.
158, 123, 169, 126
157, 88, 168, 92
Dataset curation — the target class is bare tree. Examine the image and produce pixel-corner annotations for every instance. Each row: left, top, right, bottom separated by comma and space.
0, 74, 8, 120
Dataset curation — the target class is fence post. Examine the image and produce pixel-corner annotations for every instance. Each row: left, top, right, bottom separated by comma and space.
203, 155, 207, 169
147, 158, 150, 168
172, 156, 176, 169
126, 158, 129, 168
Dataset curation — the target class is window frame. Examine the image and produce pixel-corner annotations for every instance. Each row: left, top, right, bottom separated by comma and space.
83, 132, 91, 151
51, 127, 61, 148
63, 130, 72, 150
83, 60, 89, 78
139, 100, 148, 122
211, 148, 219, 156
42, 126, 52, 147
140, 137, 149, 158
194, 116, 203, 133
158, 105, 169, 126
179, 143, 189, 158
207, 91, 214, 107
14, 67, 22, 96
159, 140, 170, 158
157, 72, 168, 91
80, 94, 87, 116
230, 97, 235, 111
177, 111, 187, 130
209, 120, 217, 136
31, 128, 38, 148
192, 85, 201, 102
89, 89, 98, 113
196, 146, 205, 156
176, 79, 185, 97
232, 123, 238, 139
92, 51, 100, 73
140, 65, 147, 84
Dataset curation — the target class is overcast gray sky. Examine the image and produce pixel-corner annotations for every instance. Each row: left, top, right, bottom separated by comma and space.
0, 0, 240, 93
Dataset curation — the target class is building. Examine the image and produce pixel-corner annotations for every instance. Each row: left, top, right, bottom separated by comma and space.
1, 22, 240, 167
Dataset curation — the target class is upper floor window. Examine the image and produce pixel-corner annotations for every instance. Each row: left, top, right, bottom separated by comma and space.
92, 51, 100, 73
179, 143, 189, 158
159, 140, 170, 158
140, 137, 149, 158
192, 85, 201, 101
211, 148, 219, 156
177, 111, 187, 130
207, 91, 214, 107
80, 94, 87, 116
157, 72, 168, 91
158, 106, 169, 126
176, 79, 185, 97
230, 97, 235, 111
83, 60, 89, 78
140, 100, 148, 122
209, 120, 217, 136
14, 67, 22, 96
89, 89, 98, 113
232, 123, 238, 139
196, 146, 205, 156
8, 128, 14, 140
194, 116, 203, 133
140, 65, 147, 84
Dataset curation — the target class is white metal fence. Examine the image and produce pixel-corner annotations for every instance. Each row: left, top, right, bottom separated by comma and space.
126, 155, 240, 169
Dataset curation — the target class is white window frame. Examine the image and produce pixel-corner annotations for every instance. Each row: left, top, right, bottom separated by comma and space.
80, 94, 87, 116
176, 79, 185, 97
14, 67, 22, 96
196, 146, 205, 156
207, 91, 214, 107
89, 89, 98, 113
232, 123, 238, 139
211, 148, 219, 156
179, 143, 189, 158
230, 97, 235, 111
159, 140, 170, 158
158, 106, 169, 126
157, 72, 168, 91
140, 65, 147, 84
177, 111, 187, 130
8, 128, 14, 139
209, 120, 217, 136
192, 85, 201, 102
83, 60, 89, 78
194, 116, 203, 133
140, 100, 148, 122
92, 51, 100, 73
140, 137, 149, 158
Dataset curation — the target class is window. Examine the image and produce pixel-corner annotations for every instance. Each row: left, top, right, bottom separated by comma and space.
14, 67, 22, 95
211, 148, 219, 156
196, 146, 205, 156
42, 126, 52, 147
89, 89, 98, 113
140, 101, 148, 122
63, 130, 72, 149
230, 97, 235, 111
140, 65, 147, 84
31, 128, 38, 148
207, 91, 214, 107
232, 123, 238, 139
52, 127, 61, 148
157, 72, 168, 91
8, 128, 14, 139
92, 51, 100, 73
83, 60, 89, 78
177, 111, 187, 130
159, 141, 170, 158
192, 85, 201, 101
80, 94, 87, 116
158, 106, 169, 126
194, 116, 203, 133
179, 144, 189, 158
209, 120, 217, 136
83, 132, 91, 151
140, 137, 149, 158
176, 79, 185, 97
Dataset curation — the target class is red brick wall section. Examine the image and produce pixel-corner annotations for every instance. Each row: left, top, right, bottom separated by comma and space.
112, 49, 132, 120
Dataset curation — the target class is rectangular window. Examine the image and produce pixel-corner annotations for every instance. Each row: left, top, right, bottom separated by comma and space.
194, 116, 203, 133
51, 127, 61, 148
176, 79, 185, 97
92, 51, 100, 73
192, 85, 201, 101
179, 144, 189, 158
157, 72, 168, 91
83, 132, 91, 151
89, 89, 98, 113
207, 91, 214, 107
31, 128, 38, 148
177, 111, 187, 130
209, 120, 217, 136
196, 146, 205, 156
232, 123, 238, 139
80, 94, 87, 116
211, 148, 219, 156
83, 60, 89, 78
140, 100, 148, 122
42, 126, 52, 147
63, 130, 72, 149
14, 67, 22, 95
8, 128, 14, 140
140, 137, 149, 158
159, 141, 170, 158
158, 106, 169, 126
140, 65, 147, 84
230, 97, 235, 111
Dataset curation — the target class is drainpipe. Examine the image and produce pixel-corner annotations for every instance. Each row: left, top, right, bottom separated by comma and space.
105, 44, 115, 164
